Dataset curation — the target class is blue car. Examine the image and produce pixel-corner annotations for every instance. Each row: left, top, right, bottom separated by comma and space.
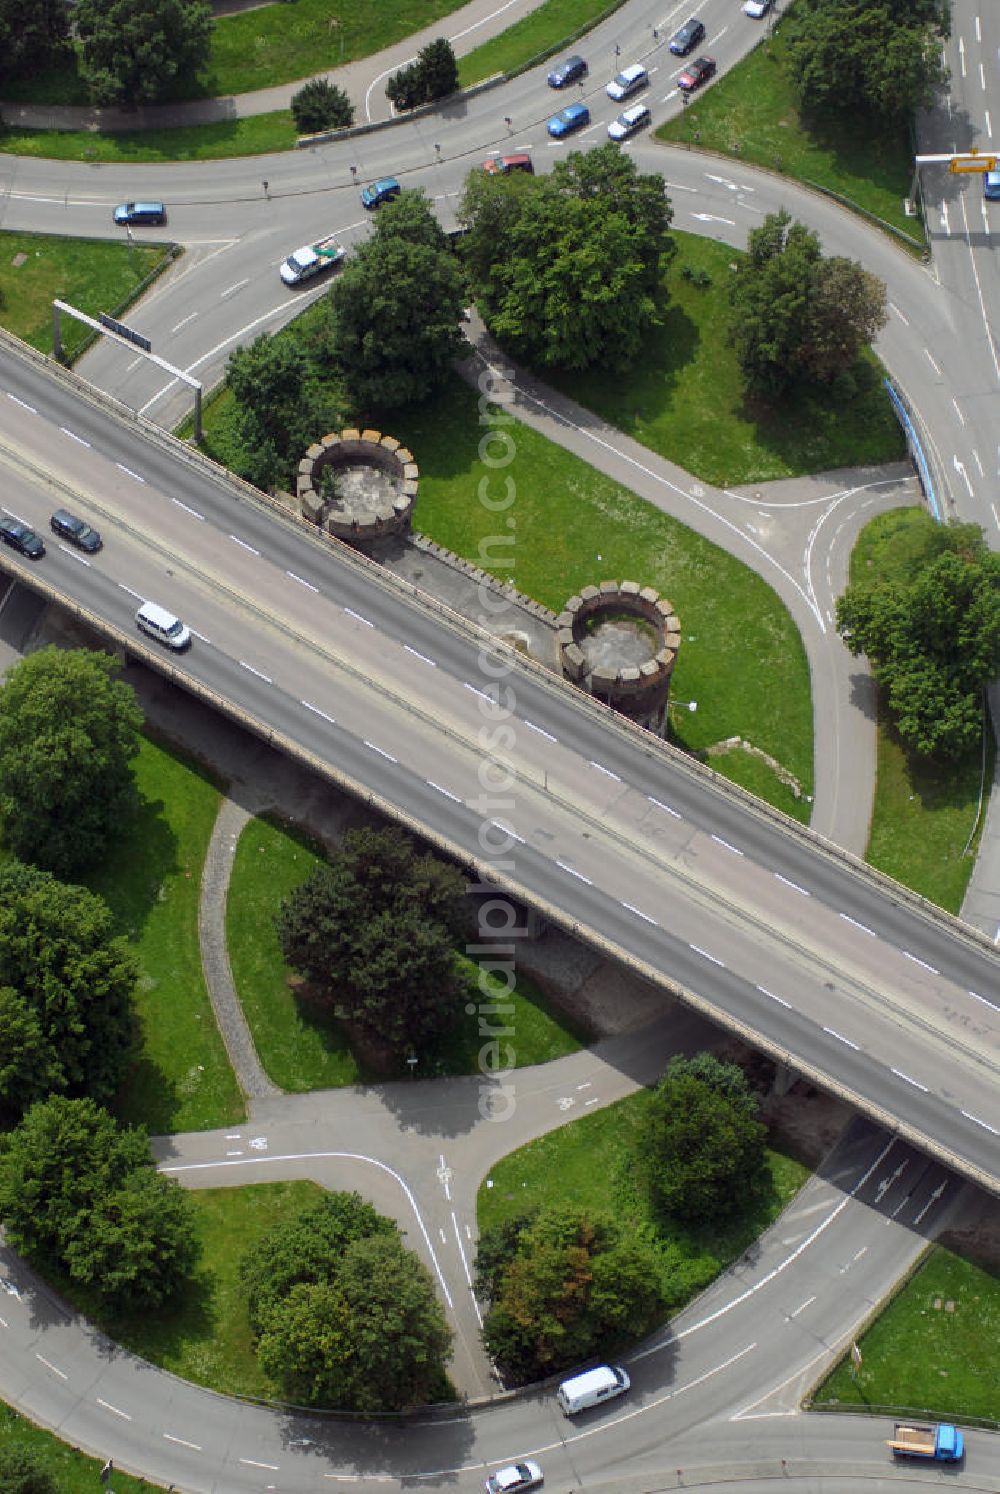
360, 177, 401, 209
547, 54, 587, 88
547, 103, 591, 139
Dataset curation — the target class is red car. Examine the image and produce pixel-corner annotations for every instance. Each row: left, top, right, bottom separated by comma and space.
677, 55, 716, 90
482, 153, 534, 176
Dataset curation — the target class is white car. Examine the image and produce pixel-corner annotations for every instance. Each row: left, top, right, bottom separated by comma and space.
608, 103, 651, 141
743, 0, 773, 16
606, 63, 648, 101
484, 1462, 543, 1494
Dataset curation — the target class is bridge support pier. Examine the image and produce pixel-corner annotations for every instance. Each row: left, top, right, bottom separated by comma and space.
772, 1061, 799, 1098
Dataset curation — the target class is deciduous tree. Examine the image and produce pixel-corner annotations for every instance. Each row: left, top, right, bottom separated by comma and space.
782, 0, 948, 124
0, 861, 138, 1111
242, 1191, 395, 1335
276, 827, 466, 1053
291, 78, 354, 135
459, 144, 672, 371
837, 522, 1000, 759
330, 190, 466, 410
0, 986, 56, 1124
0, 1096, 198, 1310
225, 328, 342, 491
728, 210, 886, 399
0, 0, 68, 84
638, 1056, 768, 1225
0, 647, 143, 877
247, 1200, 452, 1411
0, 1442, 56, 1494
480, 1206, 662, 1384
73, 0, 213, 107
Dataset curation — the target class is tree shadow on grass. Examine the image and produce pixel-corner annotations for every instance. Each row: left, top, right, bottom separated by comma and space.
85, 787, 181, 942
732, 355, 904, 475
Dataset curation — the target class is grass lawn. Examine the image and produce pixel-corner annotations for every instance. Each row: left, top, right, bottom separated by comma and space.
86, 731, 244, 1135
195, 358, 814, 809
33, 1181, 322, 1401
479, 1090, 809, 1314
226, 814, 586, 1090
1, 0, 472, 107
0, 113, 298, 163
0, 230, 171, 358
395, 375, 816, 802
814, 1246, 1000, 1423
0, 1404, 155, 1494
656, 26, 921, 243
847, 507, 991, 914
458, 0, 626, 87
546, 234, 905, 487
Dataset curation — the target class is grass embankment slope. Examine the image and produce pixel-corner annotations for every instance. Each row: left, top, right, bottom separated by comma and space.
87, 733, 244, 1134
226, 814, 587, 1089
657, 24, 919, 242
846, 508, 991, 914
0, 230, 170, 360
816, 1246, 1000, 1424
479, 1090, 808, 1317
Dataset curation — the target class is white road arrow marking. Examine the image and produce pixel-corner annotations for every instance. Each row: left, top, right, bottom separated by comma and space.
952, 454, 974, 496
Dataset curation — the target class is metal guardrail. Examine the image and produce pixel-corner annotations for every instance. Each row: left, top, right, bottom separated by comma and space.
883, 377, 944, 522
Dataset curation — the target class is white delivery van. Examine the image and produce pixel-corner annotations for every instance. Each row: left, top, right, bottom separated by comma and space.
136, 601, 191, 650
556, 1364, 630, 1415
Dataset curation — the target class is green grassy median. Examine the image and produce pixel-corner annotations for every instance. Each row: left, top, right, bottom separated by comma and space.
458, 0, 627, 88
0, 229, 171, 358
87, 732, 244, 1135
815, 1246, 1000, 1424
846, 508, 990, 914
226, 813, 585, 1089
657, 28, 920, 244
479, 1090, 808, 1314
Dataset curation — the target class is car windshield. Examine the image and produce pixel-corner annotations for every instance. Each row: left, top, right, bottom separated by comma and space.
165, 619, 184, 638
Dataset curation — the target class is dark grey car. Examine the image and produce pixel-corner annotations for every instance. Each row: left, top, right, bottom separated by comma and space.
50, 508, 103, 552
0, 516, 45, 558
669, 17, 706, 55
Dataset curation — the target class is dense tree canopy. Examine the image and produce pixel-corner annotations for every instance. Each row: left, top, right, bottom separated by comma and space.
837, 519, 1000, 759
638, 1056, 768, 1224
0, 647, 143, 877
0, 0, 68, 85
385, 37, 458, 110
0, 860, 138, 1116
291, 78, 354, 135
728, 210, 887, 400
242, 1191, 395, 1335
225, 323, 343, 491
276, 826, 466, 1054
0, 1097, 198, 1310
783, 0, 948, 124
73, 0, 214, 106
330, 190, 467, 410
478, 1205, 663, 1384
244, 1191, 452, 1410
0, 1442, 56, 1494
460, 144, 673, 371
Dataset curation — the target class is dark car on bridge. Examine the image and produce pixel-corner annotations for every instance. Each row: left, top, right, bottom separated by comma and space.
50, 508, 103, 553
0, 516, 45, 558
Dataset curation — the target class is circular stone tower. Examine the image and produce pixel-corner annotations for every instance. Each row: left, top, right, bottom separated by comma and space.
556, 581, 680, 733
297, 428, 417, 545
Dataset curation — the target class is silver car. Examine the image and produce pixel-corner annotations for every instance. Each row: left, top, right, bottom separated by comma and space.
484, 1462, 543, 1494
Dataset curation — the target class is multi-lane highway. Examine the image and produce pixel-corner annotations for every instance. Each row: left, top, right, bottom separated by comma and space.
0, 1, 998, 1486
0, 329, 997, 1194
